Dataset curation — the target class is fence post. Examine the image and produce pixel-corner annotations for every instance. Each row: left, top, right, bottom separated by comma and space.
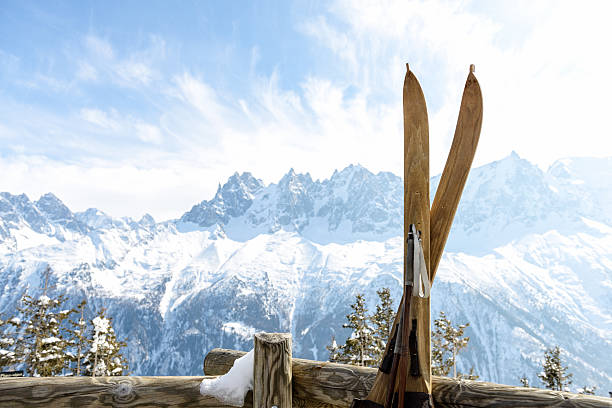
253, 332, 292, 408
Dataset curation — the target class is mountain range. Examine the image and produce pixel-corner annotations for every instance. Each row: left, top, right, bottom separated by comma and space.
1, 152, 611, 395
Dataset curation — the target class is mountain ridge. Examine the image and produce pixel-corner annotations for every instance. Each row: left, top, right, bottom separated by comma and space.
0, 152, 611, 395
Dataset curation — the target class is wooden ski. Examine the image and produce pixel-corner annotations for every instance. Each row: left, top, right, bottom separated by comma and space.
429, 65, 483, 283
352, 64, 432, 408
352, 65, 482, 408
397, 61, 432, 405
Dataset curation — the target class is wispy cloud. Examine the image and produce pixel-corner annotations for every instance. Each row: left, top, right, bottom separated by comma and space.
174, 73, 232, 126
135, 122, 163, 145
115, 60, 154, 85
78, 107, 166, 148
0, 49, 20, 73
3, 1, 612, 220
76, 61, 98, 81
78, 34, 159, 88
80, 108, 120, 130
301, 0, 612, 174
0, 155, 215, 221
85, 35, 114, 60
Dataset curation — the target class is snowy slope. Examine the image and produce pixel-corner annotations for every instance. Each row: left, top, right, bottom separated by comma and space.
0, 153, 611, 394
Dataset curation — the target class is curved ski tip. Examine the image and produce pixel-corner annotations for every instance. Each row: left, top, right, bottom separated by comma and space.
470, 64, 476, 73
406, 63, 410, 72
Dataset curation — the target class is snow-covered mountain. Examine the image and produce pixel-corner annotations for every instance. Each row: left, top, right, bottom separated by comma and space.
1, 152, 611, 394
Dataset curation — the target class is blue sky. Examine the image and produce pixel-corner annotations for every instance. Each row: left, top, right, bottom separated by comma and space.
2, 0, 612, 220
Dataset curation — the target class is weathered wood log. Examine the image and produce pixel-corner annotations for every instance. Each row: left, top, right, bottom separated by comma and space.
0, 375, 251, 407
0, 374, 340, 408
254, 332, 292, 408
205, 348, 612, 408
206, 348, 372, 407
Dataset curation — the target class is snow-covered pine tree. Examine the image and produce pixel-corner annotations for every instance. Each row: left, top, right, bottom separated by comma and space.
370, 287, 395, 365
519, 375, 530, 387
65, 299, 88, 375
0, 314, 20, 370
577, 385, 597, 395
456, 367, 479, 381
538, 346, 573, 391
325, 335, 341, 363
336, 293, 375, 367
15, 293, 73, 376
15, 266, 73, 376
431, 311, 476, 379
82, 309, 128, 376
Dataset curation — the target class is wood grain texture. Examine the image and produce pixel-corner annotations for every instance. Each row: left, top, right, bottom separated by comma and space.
205, 349, 612, 408
291, 358, 373, 407
0, 374, 345, 408
0, 376, 248, 408
433, 378, 612, 408
402, 63, 432, 397
206, 348, 374, 407
254, 332, 292, 408
429, 67, 483, 284
205, 348, 246, 376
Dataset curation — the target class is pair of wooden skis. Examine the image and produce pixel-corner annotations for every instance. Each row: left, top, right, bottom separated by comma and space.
352, 64, 483, 408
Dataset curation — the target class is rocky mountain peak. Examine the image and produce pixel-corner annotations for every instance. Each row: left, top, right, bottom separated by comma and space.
35, 193, 72, 222
181, 172, 264, 227
329, 163, 367, 183
0, 192, 31, 212
225, 172, 263, 195
139, 213, 156, 226
278, 169, 313, 192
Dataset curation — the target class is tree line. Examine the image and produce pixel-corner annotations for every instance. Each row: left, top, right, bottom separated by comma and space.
329, 288, 601, 395
0, 266, 128, 377
326, 288, 477, 379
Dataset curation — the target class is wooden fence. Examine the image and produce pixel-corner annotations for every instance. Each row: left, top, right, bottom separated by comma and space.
0, 333, 610, 407
204, 346, 611, 408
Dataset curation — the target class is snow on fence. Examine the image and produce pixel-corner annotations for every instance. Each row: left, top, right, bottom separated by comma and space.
0, 333, 610, 407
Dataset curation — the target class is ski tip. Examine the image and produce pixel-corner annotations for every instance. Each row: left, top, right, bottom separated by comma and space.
406, 62, 410, 72
470, 64, 475, 74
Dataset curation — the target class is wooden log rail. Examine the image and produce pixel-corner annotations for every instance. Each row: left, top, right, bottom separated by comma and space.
0, 375, 245, 407
205, 348, 612, 408
1, 344, 610, 407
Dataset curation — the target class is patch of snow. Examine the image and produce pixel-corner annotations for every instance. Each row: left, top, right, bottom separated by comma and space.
200, 348, 254, 406
221, 322, 256, 340
39, 353, 61, 362
12, 228, 59, 251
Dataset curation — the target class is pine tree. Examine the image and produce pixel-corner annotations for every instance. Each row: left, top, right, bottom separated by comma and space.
335, 294, 375, 367
519, 375, 530, 387
456, 366, 479, 381
370, 288, 395, 365
331, 293, 477, 375
0, 314, 20, 370
82, 309, 128, 376
15, 267, 73, 376
577, 385, 596, 395
66, 300, 88, 375
431, 311, 475, 379
538, 346, 573, 391
326, 335, 341, 363
16, 294, 73, 376
15, 293, 73, 376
